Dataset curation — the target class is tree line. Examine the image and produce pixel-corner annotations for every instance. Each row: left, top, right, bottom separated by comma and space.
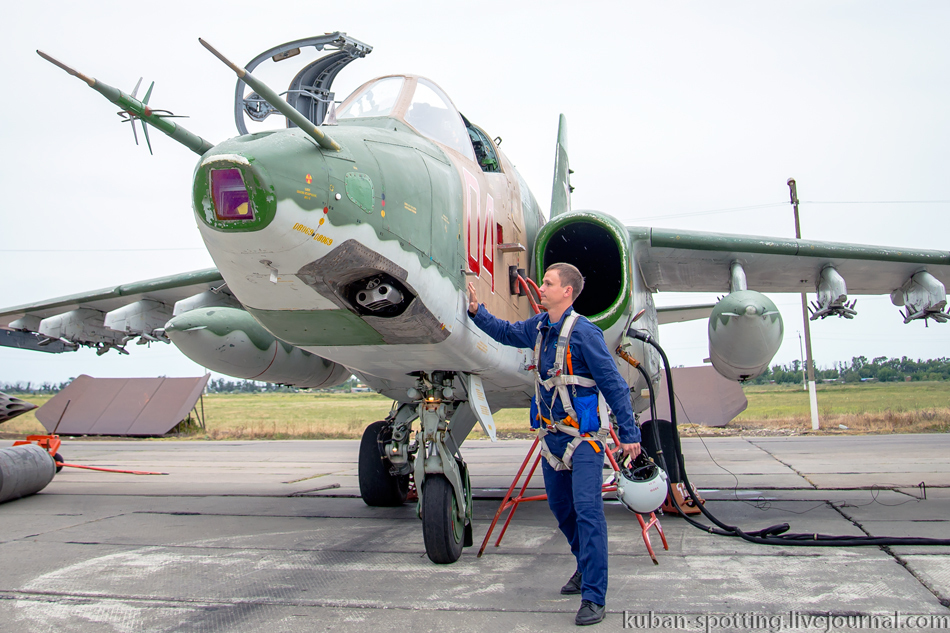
4, 359, 948, 395
748, 356, 950, 385
1, 376, 364, 395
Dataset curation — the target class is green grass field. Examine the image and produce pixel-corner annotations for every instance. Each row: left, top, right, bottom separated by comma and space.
2, 381, 948, 440
738, 381, 950, 418
734, 381, 950, 434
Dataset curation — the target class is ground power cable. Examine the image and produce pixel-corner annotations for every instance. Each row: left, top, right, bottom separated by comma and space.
626, 328, 950, 547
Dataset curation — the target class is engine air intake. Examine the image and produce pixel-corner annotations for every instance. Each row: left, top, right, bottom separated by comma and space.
541, 220, 623, 318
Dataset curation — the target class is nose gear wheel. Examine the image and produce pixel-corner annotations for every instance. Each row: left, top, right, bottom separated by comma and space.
422, 474, 464, 564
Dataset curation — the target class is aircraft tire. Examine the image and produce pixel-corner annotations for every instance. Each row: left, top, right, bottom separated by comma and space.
358, 421, 409, 507
422, 474, 464, 564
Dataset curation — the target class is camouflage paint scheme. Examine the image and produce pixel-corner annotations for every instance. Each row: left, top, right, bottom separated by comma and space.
4, 37, 950, 564
189, 74, 546, 408
5, 46, 949, 407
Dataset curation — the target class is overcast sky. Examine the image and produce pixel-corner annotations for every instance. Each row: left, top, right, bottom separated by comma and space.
1, 1, 948, 384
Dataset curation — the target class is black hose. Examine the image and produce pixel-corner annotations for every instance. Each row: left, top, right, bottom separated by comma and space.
634, 362, 669, 475
627, 327, 950, 547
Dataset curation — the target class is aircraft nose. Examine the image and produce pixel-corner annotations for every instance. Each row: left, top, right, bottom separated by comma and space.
192, 132, 330, 235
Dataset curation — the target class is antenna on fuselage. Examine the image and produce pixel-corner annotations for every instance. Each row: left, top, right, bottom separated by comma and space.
550, 113, 573, 218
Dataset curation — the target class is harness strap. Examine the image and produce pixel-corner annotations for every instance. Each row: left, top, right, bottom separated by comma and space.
553, 375, 598, 387
536, 416, 607, 471
531, 310, 611, 471
533, 311, 587, 421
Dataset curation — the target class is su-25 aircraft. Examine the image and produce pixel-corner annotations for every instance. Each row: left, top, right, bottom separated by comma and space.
3, 34, 950, 564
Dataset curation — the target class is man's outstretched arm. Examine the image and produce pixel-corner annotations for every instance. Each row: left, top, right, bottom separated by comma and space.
467, 282, 538, 349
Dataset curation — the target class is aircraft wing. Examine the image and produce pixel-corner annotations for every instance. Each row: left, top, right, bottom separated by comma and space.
656, 303, 715, 325
0, 268, 225, 330
633, 227, 950, 295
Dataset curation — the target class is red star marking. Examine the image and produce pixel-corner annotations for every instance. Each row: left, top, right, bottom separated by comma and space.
305, 174, 312, 184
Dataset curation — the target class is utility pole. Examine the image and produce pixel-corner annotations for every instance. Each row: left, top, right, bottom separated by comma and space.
797, 331, 806, 391
788, 178, 820, 430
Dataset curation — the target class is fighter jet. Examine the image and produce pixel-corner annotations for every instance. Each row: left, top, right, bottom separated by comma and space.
3, 34, 949, 564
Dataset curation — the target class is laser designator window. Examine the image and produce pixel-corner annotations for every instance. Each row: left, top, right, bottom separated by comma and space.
405, 79, 475, 161
337, 77, 405, 120
211, 169, 253, 221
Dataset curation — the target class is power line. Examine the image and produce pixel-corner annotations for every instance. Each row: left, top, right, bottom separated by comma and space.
804, 200, 950, 204
631, 199, 950, 222
0, 247, 205, 253
631, 202, 787, 221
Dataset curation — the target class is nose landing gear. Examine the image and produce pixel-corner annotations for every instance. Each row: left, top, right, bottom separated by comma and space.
356, 371, 474, 564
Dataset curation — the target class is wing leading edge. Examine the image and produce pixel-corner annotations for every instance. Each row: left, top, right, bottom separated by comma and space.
0, 268, 231, 354
0, 268, 225, 326
633, 227, 950, 295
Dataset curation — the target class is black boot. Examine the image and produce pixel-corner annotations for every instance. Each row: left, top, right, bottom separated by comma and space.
560, 570, 582, 595
575, 600, 605, 626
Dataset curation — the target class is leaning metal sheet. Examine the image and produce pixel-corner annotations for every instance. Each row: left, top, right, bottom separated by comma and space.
34, 374, 210, 436
639, 366, 748, 427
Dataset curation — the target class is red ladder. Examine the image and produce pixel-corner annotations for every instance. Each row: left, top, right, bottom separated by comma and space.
477, 427, 669, 564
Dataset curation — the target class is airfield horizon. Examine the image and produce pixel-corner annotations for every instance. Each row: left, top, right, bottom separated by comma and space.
1, 381, 948, 441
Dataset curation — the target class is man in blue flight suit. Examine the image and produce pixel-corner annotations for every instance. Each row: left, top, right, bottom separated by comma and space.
468, 262, 641, 626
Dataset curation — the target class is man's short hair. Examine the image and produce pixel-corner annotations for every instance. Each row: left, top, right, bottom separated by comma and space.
547, 262, 585, 300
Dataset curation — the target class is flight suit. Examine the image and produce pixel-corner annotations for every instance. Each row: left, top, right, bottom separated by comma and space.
470, 304, 640, 606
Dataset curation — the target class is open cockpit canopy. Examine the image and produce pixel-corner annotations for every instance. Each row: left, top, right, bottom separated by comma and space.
337, 75, 500, 171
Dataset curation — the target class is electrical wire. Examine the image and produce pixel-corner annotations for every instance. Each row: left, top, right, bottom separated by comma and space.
0, 247, 205, 253
804, 200, 950, 205
630, 202, 787, 222
671, 389, 827, 515
628, 198, 950, 223
669, 391, 929, 511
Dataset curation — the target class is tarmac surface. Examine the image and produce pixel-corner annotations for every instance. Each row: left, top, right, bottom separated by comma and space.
1, 434, 949, 632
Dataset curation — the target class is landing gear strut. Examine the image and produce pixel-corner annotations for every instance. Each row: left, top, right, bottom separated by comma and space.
356, 371, 475, 564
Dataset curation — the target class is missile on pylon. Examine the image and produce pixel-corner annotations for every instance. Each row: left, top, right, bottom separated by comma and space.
36, 50, 215, 156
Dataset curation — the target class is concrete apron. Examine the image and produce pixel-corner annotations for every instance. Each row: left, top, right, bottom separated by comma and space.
0, 435, 948, 632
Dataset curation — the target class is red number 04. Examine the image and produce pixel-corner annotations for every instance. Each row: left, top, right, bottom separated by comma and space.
464, 168, 495, 293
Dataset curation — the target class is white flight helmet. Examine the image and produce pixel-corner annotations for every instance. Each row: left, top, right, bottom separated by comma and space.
616, 453, 668, 514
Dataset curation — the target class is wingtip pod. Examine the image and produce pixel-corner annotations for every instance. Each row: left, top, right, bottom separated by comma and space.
198, 38, 341, 152
550, 113, 572, 218
36, 49, 215, 156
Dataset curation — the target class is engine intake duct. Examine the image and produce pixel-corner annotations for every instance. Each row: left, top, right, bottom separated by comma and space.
537, 215, 626, 319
